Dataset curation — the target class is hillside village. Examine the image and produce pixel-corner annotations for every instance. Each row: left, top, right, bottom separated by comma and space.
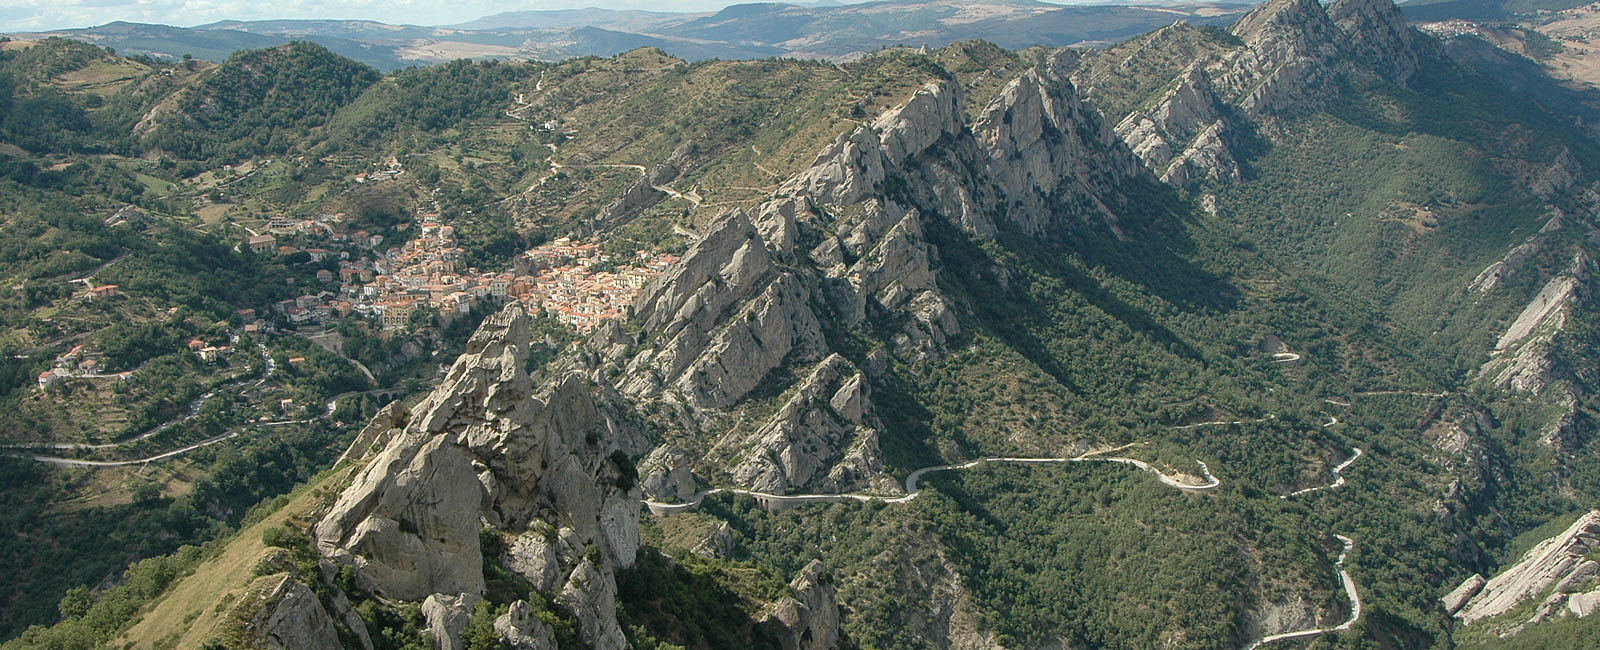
248, 213, 676, 334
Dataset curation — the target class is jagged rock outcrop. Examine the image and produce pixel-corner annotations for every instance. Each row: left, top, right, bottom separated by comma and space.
1093, 0, 1426, 185
764, 560, 841, 650
1532, 149, 1582, 201
692, 520, 738, 559
559, 559, 628, 650
1496, 275, 1579, 352
314, 305, 641, 650
506, 530, 563, 593
422, 593, 480, 650
588, 141, 698, 234
1540, 398, 1587, 455
1480, 255, 1591, 397
1469, 241, 1540, 294
616, 59, 1152, 498
970, 57, 1146, 236
1327, 0, 1420, 84
1444, 574, 1488, 616
495, 600, 557, 650
1115, 64, 1239, 188
338, 400, 410, 464
1456, 511, 1600, 627
730, 354, 883, 494
639, 444, 697, 502
248, 575, 342, 650
623, 210, 828, 412
1218, 0, 1343, 115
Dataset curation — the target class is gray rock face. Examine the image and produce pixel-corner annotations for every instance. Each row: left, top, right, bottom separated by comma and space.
422, 593, 481, 650
495, 600, 557, 650
506, 531, 563, 593
338, 400, 409, 464
764, 560, 841, 650
1219, 0, 1344, 116
731, 354, 882, 494
1469, 241, 1540, 294
1095, 0, 1424, 187
1443, 574, 1487, 616
316, 429, 486, 600
1327, 0, 1419, 84
1531, 149, 1582, 201
251, 576, 342, 650
1479, 255, 1591, 398
1114, 63, 1240, 188
1457, 510, 1600, 626
692, 520, 738, 559
639, 444, 696, 502
624, 211, 827, 412
1570, 589, 1600, 618
559, 559, 628, 650
315, 305, 642, 645
971, 58, 1146, 235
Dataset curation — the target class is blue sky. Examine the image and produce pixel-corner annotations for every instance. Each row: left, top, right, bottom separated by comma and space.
1, 0, 866, 32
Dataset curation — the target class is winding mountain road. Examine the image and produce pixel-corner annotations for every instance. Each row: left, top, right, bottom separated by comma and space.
4, 344, 275, 452
23, 417, 315, 468
643, 447, 1218, 515
5, 353, 394, 467
1281, 448, 1363, 499
1244, 534, 1361, 649
1170, 415, 1275, 431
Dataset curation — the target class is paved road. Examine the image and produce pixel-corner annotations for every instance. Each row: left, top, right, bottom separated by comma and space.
644, 447, 1219, 515
1282, 448, 1363, 499
1244, 534, 1361, 649
5, 344, 274, 452
1170, 415, 1274, 431
23, 418, 315, 467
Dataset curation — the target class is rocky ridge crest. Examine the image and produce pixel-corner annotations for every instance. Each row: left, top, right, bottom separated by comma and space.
1451, 511, 1600, 632
628, 57, 1149, 499
313, 305, 643, 649
1099, 0, 1428, 185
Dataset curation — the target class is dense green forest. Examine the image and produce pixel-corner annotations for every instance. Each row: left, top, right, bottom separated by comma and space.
2, 8, 1600, 647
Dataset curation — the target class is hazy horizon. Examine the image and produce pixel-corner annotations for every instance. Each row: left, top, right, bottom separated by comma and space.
1, 0, 1171, 34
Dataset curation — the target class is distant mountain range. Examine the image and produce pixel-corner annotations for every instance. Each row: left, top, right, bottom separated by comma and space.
4, 0, 1251, 70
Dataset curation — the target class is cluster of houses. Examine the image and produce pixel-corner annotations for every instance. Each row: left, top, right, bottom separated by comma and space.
244, 212, 386, 257
238, 205, 677, 334
36, 344, 131, 390
263, 217, 676, 333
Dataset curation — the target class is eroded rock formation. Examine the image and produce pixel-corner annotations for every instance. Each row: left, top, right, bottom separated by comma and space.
1455, 510, 1600, 630
314, 305, 642, 649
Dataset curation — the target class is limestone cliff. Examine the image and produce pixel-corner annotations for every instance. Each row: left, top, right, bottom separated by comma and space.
1114, 63, 1240, 188
1089, 0, 1428, 183
1454, 511, 1600, 633
614, 56, 1148, 499
314, 305, 642, 650
1478, 255, 1591, 407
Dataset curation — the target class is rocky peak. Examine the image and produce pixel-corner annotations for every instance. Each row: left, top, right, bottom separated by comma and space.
1114, 62, 1240, 188
611, 57, 1151, 500
314, 304, 641, 649
971, 59, 1145, 235
1229, 0, 1341, 64
1328, 0, 1420, 84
